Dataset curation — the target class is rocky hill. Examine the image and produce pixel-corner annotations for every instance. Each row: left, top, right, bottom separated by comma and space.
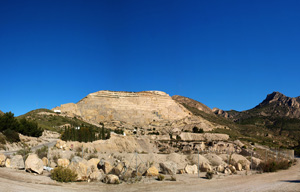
172, 95, 214, 115
212, 92, 300, 149
53, 90, 220, 132
0, 110, 3, 115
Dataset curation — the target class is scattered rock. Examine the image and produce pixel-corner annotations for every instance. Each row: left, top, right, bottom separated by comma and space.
236, 163, 242, 171
144, 166, 159, 176
0, 153, 6, 167
99, 161, 113, 174
200, 162, 212, 172
87, 158, 100, 172
89, 170, 105, 182
184, 164, 198, 174
57, 159, 70, 168
217, 164, 225, 173
103, 174, 120, 184
159, 161, 177, 175
228, 165, 237, 174
10, 155, 25, 169
224, 168, 232, 174
204, 154, 226, 166
42, 157, 48, 166
25, 154, 43, 174
5, 158, 10, 168
68, 161, 90, 181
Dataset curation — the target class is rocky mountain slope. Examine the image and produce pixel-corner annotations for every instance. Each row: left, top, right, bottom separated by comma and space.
211, 92, 300, 149
0, 110, 3, 115
53, 90, 220, 132
172, 95, 214, 115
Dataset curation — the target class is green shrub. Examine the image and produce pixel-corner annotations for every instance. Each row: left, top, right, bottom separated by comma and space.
157, 174, 165, 181
3, 129, 20, 142
259, 159, 292, 172
35, 145, 48, 159
206, 171, 214, 179
51, 167, 77, 182
17, 146, 32, 161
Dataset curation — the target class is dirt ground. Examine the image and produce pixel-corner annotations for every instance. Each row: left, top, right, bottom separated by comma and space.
0, 158, 299, 192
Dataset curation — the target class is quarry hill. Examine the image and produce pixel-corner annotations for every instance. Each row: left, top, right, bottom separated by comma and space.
53, 90, 221, 132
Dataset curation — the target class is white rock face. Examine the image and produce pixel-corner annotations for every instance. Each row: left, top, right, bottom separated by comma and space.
53, 90, 190, 126
25, 154, 43, 174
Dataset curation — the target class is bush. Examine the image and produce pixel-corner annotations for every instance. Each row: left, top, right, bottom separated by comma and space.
206, 171, 214, 179
259, 159, 292, 172
17, 145, 32, 161
157, 174, 165, 181
192, 127, 204, 133
51, 167, 77, 182
3, 129, 20, 142
35, 145, 48, 159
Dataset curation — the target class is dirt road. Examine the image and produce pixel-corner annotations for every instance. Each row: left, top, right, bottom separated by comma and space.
1, 158, 299, 192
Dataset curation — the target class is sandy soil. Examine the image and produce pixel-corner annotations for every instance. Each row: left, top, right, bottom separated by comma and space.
0, 159, 299, 192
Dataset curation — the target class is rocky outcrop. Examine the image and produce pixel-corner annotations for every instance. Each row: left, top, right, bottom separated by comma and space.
212, 108, 231, 118
179, 133, 229, 142
172, 95, 214, 115
0, 110, 3, 115
25, 154, 43, 174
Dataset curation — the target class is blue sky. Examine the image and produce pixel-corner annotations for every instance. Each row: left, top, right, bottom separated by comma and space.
1, 0, 300, 116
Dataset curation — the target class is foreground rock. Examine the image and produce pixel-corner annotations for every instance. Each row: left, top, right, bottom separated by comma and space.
10, 155, 25, 169
57, 159, 70, 168
68, 157, 90, 181
103, 174, 120, 184
0, 153, 6, 167
160, 161, 177, 175
184, 164, 198, 174
144, 166, 159, 176
89, 170, 105, 182
25, 154, 43, 174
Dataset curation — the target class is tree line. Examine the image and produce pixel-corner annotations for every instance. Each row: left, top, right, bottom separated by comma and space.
61, 123, 111, 142
0, 112, 43, 142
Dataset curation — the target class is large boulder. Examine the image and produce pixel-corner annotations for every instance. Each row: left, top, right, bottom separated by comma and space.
42, 157, 49, 166
68, 161, 90, 181
217, 164, 225, 173
5, 158, 10, 168
188, 154, 210, 165
0, 153, 6, 167
103, 174, 120, 184
251, 157, 262, 169
159, 161, 177, 175
200, 162, 212, 172
87, 158, 100, 172
25, 154, 43, 174
144, 166, 159, 176
184, 164, 198, 174
10, 155, 25, 169
227, 165, 237, 174
57, 159, 70, 168
98, 160, 113, 174
89, 170, 105, 182
204, 154, 226, 166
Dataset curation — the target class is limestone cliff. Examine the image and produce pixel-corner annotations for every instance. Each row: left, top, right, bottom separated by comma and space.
53, 90, 217, 131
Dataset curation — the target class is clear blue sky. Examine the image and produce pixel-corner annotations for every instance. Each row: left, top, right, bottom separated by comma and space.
1, 0, 300, 116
